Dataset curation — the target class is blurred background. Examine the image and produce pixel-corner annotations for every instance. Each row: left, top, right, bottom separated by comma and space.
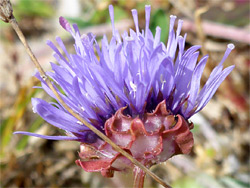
0, 0, 249, 187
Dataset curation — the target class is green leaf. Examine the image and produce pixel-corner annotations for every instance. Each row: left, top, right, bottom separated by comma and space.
220, 176, 250, 188
191, 123, 200, 134
14, 0, 53, 18
206, 147, 216, 158
90, 9, 109, 24
16, 117, 44, 150
113, 6, 128, 21
65, 17, 92, 28
150, 9, 169, 43
196, 173, 225, 188
0, 87, 39, 157
172, 177, 202, 188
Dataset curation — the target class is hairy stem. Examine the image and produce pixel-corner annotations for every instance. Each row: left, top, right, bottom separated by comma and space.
0, 0, 172, 187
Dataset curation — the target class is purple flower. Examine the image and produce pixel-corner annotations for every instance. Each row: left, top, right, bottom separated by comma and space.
14, 5, 234, 145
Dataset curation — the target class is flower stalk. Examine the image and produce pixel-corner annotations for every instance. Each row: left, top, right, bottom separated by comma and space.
0, 0, 171, 187
133, 166, 146, 188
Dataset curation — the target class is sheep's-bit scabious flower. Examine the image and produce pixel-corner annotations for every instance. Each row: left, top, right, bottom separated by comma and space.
15, 5, 235, 177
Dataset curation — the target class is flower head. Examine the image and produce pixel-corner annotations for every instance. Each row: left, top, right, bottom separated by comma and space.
15, 5, 234, 177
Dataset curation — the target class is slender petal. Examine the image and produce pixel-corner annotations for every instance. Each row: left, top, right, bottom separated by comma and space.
14, 131, 80, 141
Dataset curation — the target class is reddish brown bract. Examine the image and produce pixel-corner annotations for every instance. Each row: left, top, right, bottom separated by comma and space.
76, 100, 194, 177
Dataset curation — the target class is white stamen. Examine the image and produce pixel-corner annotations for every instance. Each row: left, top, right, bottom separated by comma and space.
77, 121, 83, 125
129, 81, 137, 98
228, 43, 235, 50
160, 74, 166, 90
130, 81, 137, 92
219, 43, 235, 66
32, 107, 36, 113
